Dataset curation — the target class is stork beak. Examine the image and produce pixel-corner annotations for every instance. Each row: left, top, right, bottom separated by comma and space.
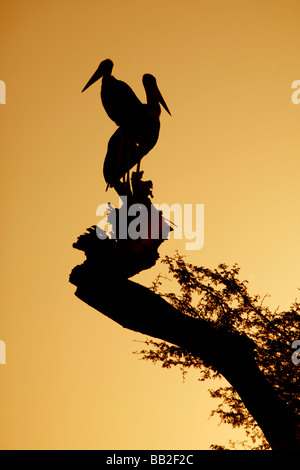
81, 67, 103, 93
157, 89, 171, 116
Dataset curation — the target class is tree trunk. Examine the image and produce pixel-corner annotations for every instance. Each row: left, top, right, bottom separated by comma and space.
70, 268, 300, 451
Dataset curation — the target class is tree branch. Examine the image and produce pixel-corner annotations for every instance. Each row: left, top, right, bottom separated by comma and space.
70, 260, 300, 450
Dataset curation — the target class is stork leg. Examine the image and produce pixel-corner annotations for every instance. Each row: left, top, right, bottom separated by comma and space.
123, 133, 132, 192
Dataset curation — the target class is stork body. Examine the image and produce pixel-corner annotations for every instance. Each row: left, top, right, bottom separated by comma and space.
82, 59, 143, 129
103, 128, 140, 187
82, 60, 171, 188
125, 74, 171, 156
102, 73, 171, 187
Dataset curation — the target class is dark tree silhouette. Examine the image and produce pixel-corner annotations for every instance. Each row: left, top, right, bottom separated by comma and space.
70, 235, 300, 451
78, 60, 299, 451
136, 254, 300, 450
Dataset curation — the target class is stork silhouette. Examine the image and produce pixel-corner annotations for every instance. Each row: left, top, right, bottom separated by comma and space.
82, 59, 143, 130
82, 60, 171, 189
102, 73, 171, 188
75, 60, 174, 280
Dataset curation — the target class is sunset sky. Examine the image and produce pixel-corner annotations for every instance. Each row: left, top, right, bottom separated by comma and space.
1, 0, 300, 449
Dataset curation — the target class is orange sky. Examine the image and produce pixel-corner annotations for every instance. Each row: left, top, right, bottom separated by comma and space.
0, 0, 300, 450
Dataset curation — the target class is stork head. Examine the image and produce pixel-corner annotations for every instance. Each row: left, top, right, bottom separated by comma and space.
142, 74, 171, 116
81, 59, 114, 93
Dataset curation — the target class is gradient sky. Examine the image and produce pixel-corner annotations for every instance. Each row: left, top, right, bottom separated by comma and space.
1, 0, 300, 450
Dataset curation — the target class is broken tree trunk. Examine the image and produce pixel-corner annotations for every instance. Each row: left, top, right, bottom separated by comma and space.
69, 230, 300, 451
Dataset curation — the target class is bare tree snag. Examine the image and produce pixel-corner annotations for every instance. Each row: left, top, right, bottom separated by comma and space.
70, 230, 300, 451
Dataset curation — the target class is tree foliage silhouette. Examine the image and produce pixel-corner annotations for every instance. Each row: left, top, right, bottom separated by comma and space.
136, 253, 300, 450
71, 234, 300, 450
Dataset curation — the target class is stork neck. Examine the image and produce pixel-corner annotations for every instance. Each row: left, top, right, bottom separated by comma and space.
101, 75, 115, 89
144, 88, 161, 116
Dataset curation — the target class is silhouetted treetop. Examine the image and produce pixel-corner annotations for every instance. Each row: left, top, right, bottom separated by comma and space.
136, 253, 300, 449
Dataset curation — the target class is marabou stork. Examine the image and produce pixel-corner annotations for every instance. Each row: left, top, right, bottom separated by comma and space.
82, 60, 171, 187
103, 73, 171, 188
81, 59, 143, 130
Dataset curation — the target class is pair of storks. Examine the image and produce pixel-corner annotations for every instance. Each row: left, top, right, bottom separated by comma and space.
82, 59, 171, 189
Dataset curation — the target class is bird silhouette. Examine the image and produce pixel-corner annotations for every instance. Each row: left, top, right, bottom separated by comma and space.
81, 59, 143, 130
135, 73, 171, 158
102, 73, 171, 188
82, 60, 171, 188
